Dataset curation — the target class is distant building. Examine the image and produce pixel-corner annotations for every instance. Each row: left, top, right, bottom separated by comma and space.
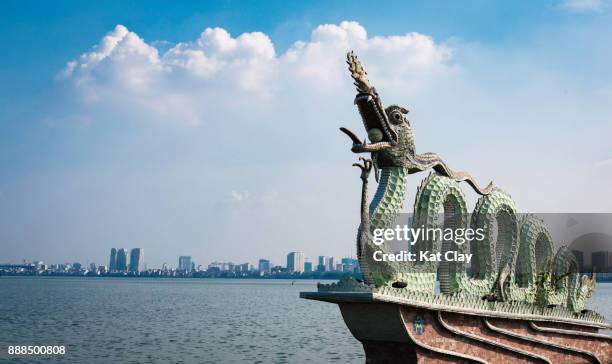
116, 249, 128, 271
207, 266, 221, 275
233, 262, 249, 273
317, 256, 327, 272
304, 261, 313, 273
72, 262, 82, 271
178, 256, 192, 272
109, 248, 117, 271
341, 257, 357, 265
336, 263, 343, 272
208, 262, 234, 271
341, 257, 360, 273
327, 257, 335, 272
592, 251, 612, 273
89, 262, 97, 272
258, 259, 271, 274
287, 252, 305, 273
129, 248, 144, 272
572, 250, 584, 272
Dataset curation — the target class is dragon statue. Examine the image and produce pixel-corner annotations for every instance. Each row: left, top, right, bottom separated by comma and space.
340, 51, 596, 313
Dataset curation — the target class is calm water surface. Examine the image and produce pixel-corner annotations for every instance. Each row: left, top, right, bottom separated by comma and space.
0, 277, 363, 363
0, 277, 610, 363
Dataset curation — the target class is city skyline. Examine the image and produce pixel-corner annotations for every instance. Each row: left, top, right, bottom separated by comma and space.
0, 247, 363, 279
7, 247, 612, 275
6, 247, 612, 282
7, 247, 612, 279
0, 248, 359, 272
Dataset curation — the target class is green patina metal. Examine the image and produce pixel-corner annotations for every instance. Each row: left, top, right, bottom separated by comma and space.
330, 51, 598, 321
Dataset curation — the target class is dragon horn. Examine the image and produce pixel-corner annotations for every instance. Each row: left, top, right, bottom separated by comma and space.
346, 51, 373, 94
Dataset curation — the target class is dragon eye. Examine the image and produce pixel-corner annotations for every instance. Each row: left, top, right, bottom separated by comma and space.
390, 111, 403, 124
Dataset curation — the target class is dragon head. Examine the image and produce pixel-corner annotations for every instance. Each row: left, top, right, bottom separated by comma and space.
340, 51, 415, 168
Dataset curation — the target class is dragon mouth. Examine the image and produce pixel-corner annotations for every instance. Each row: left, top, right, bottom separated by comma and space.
354, 93, 397, 145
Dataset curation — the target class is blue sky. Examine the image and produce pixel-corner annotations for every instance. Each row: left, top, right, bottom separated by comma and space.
1, 0, 611, 268
0, 0, 603, 96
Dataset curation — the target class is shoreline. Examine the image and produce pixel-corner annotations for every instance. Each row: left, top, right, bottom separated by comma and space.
0, 272, 359, 280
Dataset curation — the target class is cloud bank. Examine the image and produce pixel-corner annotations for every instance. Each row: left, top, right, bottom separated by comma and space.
61, 21, 455, 126
560, 0, 606, 12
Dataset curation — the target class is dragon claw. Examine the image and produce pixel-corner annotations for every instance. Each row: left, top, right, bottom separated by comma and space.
353, 157, 373, 180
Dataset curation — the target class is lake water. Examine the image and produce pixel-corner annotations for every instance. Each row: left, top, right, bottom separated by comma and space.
0, 277, 610, 363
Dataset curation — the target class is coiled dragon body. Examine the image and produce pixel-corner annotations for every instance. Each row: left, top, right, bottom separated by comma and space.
342, 52, 595, 312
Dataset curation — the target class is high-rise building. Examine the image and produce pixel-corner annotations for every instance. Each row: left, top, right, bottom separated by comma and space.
317, 256, 327, 272
208, 262, 233, 271
233, 262, 250, 273
258, 259, 271, 274
341, 257, 357, 265
341, 257, 360, 273
304, 260, 313, 273
327, 257, 335, 272
109, 248, 117, 271
287, 252, 305, 273
129, 248, 144, 272
592, 251, 612, 273
116, 249, 128, 271
178, 256, 192, 272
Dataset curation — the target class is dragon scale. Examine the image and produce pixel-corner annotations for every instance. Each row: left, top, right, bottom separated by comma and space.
358, 166, 408, 286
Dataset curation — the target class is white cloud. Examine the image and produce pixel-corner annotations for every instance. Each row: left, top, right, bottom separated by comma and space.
60, 21, 454, 125
63, 25, 162, 91
229, 190, 250, 202
281, 21, 454, 93
560, 0, 605, 12
163, 27, 276, 91
595, 158, 612, 170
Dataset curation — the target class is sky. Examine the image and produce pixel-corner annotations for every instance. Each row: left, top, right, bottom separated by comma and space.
1, 0, 611, 268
